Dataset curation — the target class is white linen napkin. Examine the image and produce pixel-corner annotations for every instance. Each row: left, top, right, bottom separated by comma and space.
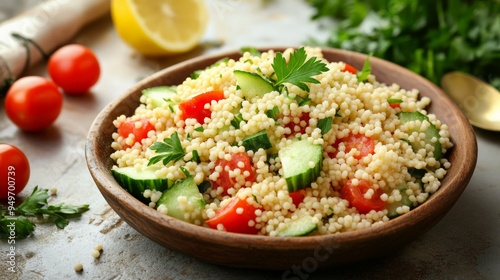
0, 0, 109, 93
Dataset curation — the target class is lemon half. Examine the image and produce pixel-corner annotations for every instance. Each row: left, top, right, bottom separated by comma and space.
111, 0, 209, 56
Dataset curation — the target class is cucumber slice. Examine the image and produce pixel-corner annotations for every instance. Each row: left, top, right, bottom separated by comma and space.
234, 70, 275, 99
276, 215, 317, 237
387, 188, 413, 219
398, 111, 442, 159
112, 166, 172, 200
142, 86, 178, 108
241, 130, 272, 152
156, 177, 205, 223
279, 140, 323, 192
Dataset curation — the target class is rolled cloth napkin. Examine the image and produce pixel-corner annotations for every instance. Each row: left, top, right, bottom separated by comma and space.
0, 0, 110, 93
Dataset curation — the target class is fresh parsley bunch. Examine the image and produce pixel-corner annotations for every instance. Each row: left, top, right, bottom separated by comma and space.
0, 186, 89, 239
306, 0, 500, 90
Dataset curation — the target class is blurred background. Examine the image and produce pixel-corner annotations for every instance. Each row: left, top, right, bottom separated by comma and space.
0, 0, 39, 22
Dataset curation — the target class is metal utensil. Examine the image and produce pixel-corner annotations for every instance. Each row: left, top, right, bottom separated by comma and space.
441, 72, 500, 131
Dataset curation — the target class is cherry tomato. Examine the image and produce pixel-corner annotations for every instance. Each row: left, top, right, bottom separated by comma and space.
329, 133, 375, 160
343, 63, 358, 74
117, 117, 155, 148
284, 112, 310, 136
211, 152, 256, 195
179, 90, 225, 124
206, 197, 260, 234
340, 179, 387, 214
48, 44, 100, 94
0, 144, 30, 200
4, 76, 63, 131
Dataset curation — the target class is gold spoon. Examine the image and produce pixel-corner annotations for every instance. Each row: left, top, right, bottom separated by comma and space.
441, 72, 500, 131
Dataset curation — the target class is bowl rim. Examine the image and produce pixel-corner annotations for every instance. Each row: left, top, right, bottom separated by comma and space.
86, 46, 478, 252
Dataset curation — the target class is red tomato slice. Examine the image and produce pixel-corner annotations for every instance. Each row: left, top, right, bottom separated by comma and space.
340, 179, 387, 214
179, 90, 225, 123
289, 190, 305, 208
284, 112, 310, 136
211, 152, 256, 195
206, 197, 260, 234
117, 118, 155, 148
343, 63, 358, 74
329, 133, 375, 160
389, 102, 401, 109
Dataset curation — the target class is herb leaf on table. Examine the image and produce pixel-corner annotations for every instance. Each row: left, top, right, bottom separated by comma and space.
0, 186, 90, 239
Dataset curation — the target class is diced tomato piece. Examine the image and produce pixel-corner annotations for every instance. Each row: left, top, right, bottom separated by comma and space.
340, 179, 387, 214
211, 152, 256, 195
343, 63, 358, 74
206, 197, 260, 234
284, 112, 310, 135
328, 133, 375, 160
389, 102, 401, 109
289, 190, 305, 208
179, 90, 225, 123
117, 117, 155, 148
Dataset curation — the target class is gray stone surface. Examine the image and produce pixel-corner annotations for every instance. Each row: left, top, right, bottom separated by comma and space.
1, 0, 498, 279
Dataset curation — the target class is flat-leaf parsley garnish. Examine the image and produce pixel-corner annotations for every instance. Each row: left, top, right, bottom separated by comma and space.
148, 132, 186, 166
317, 116, 333, 135
0, 186, 89, 239
272, 47, 329, 92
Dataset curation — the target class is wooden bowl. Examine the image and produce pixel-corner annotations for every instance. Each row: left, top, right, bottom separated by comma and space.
85, 47, 477, 269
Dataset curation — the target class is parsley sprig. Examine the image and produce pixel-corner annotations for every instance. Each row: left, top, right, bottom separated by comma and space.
272, 47, 329, 92
0, 186, 89, 239
148, 132, 186, 166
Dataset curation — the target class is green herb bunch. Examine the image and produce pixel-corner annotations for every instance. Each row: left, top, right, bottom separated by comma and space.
1, 187, 89, 239
306, 0, 500, 90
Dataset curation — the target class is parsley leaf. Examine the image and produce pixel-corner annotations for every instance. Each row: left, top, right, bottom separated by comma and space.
15, 186, 50, 215
0, 215, 35, 239
317, 116, 333, 135
1, 186, 89, 239
266, 105, 279, 120
356, 56, 371, 82
148, 132, 186, 166
272, 47, 329, 92
230, 113, 245, 129
192, 150, 201, 163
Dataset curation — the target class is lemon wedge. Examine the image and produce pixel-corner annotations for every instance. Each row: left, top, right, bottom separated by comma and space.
111, 0, 209, 56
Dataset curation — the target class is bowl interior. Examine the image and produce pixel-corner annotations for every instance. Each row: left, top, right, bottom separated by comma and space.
86, 47, 477, 269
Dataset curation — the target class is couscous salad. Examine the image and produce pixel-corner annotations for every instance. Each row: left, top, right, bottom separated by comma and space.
110, 47, 453, 236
